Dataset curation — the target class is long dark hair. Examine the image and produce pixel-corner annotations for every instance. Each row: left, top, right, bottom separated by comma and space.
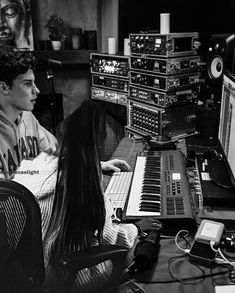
47, 100, 107, 265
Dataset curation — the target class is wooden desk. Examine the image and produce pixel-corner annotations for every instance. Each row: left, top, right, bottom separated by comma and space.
106, 137, 234, 293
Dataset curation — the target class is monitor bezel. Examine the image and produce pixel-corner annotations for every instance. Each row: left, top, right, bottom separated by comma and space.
217, 69, 235, 191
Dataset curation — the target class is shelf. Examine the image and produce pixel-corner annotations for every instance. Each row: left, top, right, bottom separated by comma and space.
32, 50, 97, 65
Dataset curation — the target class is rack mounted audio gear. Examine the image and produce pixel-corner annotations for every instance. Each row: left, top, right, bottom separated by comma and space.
90, 53, 130, 78
130, 55, 201, 75
126, 100, 197, 140
129, 32, 200, 57
130, 71, 200, 92
91, 87, 128, 106
129, 85, 199, 108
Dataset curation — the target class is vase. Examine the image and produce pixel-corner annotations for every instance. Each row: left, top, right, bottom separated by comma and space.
51, 40, 62, 51
69, 28, 83, 50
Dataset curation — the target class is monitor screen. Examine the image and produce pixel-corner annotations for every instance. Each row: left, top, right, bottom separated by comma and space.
215, 70, 235, 190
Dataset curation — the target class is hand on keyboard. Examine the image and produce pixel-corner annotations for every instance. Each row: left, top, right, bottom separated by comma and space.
134, 217, 162, 235
101, 159, 131, 172
105, 171, 133, 209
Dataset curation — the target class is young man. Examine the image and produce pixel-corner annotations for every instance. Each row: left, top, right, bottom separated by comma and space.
0, 46, 58, 178
0, 46, 130, 179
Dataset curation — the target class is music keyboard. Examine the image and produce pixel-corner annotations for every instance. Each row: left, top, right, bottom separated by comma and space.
105, 171, 133, 209
123, 150, 197, 233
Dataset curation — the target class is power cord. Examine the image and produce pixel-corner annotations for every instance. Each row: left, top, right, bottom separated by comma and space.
129, 266, 229, 285
210, 241, 235, 284
211, 263, 234, 286
168, 254, 206, 285
210, 241, 235, 266
173, 232, 235, 284
125, 232, 232, 286
174, 229, 191, 254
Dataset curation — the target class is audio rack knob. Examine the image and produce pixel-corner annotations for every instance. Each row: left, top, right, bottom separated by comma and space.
193, 40, 201, 49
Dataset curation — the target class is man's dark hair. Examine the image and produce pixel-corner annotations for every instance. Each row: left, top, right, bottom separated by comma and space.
0, 46, 37, 88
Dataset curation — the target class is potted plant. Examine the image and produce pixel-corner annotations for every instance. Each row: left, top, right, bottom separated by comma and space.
45, 14, 68, 50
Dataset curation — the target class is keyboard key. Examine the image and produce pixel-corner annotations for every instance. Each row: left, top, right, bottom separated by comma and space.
105, 171, 133, 209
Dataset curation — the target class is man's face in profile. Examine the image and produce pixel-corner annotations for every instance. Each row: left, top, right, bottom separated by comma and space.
0, 0, 26, 46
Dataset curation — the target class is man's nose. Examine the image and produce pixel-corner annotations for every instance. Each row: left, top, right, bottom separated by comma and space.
33, 84, 40, 94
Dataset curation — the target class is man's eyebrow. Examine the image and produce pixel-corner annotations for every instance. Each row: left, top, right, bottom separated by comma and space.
22, 78, 33, 82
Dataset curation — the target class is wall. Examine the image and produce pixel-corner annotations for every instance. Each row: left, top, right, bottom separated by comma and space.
100, 0, 119, 53
31, 0, 99, 118
34, 64, 91, 118
118, 0, 235, 58
31, 0, 124, 157
31, 0, 99, 45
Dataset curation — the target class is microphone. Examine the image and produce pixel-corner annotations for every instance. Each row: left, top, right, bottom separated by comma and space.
128, 230, 161, 273
37, 57, 62, 67
48, 58, 62, 67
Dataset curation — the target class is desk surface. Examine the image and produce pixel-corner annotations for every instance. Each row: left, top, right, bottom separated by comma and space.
105, 137, 234, 293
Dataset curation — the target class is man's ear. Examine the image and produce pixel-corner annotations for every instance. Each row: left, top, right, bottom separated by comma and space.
0, 82, 9, 95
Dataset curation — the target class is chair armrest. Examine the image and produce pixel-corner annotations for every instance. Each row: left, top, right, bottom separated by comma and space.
60, 244, 128, 271
59, 245, 128, 293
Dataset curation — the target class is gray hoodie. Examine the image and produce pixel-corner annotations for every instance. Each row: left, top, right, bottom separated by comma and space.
0, 109, 58, 179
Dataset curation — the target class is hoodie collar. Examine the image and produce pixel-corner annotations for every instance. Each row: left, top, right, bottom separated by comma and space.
0, 109, 23, 127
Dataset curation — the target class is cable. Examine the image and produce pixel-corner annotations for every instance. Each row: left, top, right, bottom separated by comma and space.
210, 241, 218, 252
211, 241, 235, 284
174, 230, 191, 253
211, 263, 235, 285
127, 244, 231, 285
220, 249, 235, 261
170, 240, 233, 285
216, 248, 235, 266
210, 241, 235, 267
218, 248, 230, 262
131, 265, 229, 284
168, 254, 206, 285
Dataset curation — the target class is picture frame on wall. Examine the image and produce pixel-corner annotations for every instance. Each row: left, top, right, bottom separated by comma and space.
0, 0, 34, 50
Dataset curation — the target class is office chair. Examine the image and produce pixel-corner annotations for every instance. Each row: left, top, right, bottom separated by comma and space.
0, 179, 128, 293
59, 244, 128, 293
0, 178, 45, 293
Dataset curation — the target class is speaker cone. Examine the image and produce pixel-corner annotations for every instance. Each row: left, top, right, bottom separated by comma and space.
208, 55, 224, 79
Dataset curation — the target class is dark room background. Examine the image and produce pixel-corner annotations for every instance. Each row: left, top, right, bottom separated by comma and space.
118, 0, 235, 59
30, 0, 235, 153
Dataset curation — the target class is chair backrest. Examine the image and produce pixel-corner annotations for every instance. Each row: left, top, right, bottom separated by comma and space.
0, 179, 127, 293
0, 179, 45, 292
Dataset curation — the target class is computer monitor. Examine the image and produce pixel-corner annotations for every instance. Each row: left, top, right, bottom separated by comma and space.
208, 70, 235, 190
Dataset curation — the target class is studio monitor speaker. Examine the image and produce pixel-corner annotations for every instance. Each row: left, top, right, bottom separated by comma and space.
207, 34, 235, 81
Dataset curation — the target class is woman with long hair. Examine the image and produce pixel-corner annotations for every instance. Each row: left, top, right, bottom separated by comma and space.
13, 99, 161, 291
